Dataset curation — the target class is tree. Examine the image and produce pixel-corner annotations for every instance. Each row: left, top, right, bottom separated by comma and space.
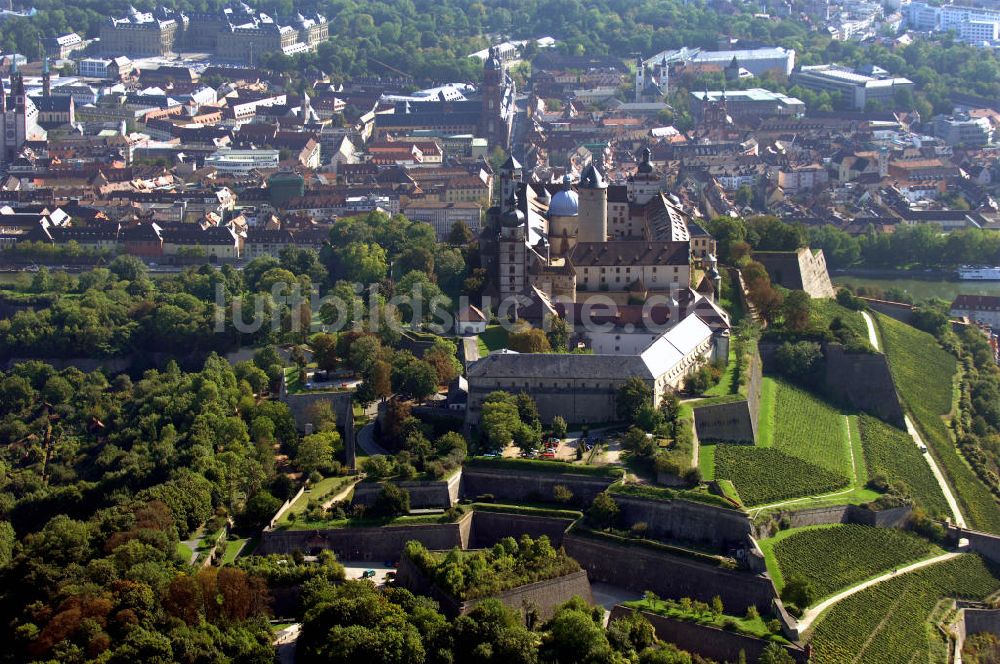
780, 576, 815, 609
553, 485, 573, 503
372, 483, 410, 517
551, 415, 568, 439
758, 643, 796, 664
348, 335, 383, 374
312, 333, 339, 371
109, 254, 149, 283
513, 423, 541, 455
370, 360, 393, 400
508, 327, 551, 353
241, 490, 282, 530
660, 391, 682, 437
617, 377, 653, 423
774, 341, 823, 383
451, 599, 539, 664
362, 455, 395, 479
423, 337, 462, 385
546, 315, 571, 352
338, 242, 388, 283
396, 359, 439, 402
781, 290, 811, 332
515, 392, 541, 428
297, 431, 341, 475
480, 392, 523, 451
587, 492, 619, 529
541, 600, 617, 664
448, 220, 474, 246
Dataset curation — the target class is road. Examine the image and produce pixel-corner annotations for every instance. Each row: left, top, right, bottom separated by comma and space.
904, 415, 967, 528
862, 310, 966, 527
797, 552, 961, 633
861, 311, 880, 351
357, 422, 389, 456
273, 623, 301, 664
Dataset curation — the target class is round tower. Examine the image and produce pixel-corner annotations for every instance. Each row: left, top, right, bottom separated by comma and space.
548, 175, 579, 257
577, 162, 608, 243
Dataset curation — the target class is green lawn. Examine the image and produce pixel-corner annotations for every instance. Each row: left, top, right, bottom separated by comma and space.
808, 299, 873, 351
875, 313, 1000, 533
755, 377, 777, 447
762, 524, 941, 600
810, 554, 1000, 663
176, 541, 193, 562
698, 442, 716, 480
276, 476, 355, 525
477, 325, 508, 353
703, 346, 738, 397
222, 538, 251, 564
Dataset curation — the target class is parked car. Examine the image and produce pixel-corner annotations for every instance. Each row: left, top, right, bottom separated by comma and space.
361, 569, 376, 579
540, 451, 556, 459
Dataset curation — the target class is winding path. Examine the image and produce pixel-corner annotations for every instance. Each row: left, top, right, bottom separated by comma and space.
797, 552, 961, 632
861, 311, 965, 528
357, 422, 389, 456
860, 310, 880, 351
862, 310, 967, 528
904, 415, 967, 528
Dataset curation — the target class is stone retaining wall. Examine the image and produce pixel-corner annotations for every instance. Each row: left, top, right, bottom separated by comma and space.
459, 467, 616, 505
948, 526, 1000, 565
468, 510, 576, 548
611, 494, 752, 551
607, 606, 809, 663
352, 477, 456, 509
397, 554, 593, 620
257, 513, 472, 560
563, 533, 778, 614
824, 343, 905, 427
753, 504, 912, 539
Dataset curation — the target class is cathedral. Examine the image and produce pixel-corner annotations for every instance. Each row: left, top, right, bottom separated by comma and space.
0, 65, 44, 164
481, 149, 714, 308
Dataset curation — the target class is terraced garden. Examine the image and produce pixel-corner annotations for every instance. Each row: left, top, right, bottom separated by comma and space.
765, 524, 941, 598
809, 554, 1000, 664
876, 313, 1000, 532
713, 446, 850, 506
857, 414, 951, 518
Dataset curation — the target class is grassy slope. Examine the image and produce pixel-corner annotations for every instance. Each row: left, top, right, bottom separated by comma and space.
858, 414, 951, 518
771, 378, 853, 478
875, 313, 1000, 532
809, 554, 1000, 664
768, 524, 941, 600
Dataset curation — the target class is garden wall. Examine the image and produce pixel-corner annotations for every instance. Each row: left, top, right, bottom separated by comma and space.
563, 533, 778, 614
257, 513, 473, 560
607, 606, 808, 664
611, 494, 752, 551
459, 467, 616, 505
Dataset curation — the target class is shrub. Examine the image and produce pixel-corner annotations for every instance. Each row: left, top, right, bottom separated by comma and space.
587, 491, 619, 529
553, 484, 573, 504
371, 483, 410, 517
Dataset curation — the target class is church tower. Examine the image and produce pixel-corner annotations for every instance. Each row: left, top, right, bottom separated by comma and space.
479, 46, 513, 149
42, 56, 50, 97
499, 153, 522, 210
628, 148, 660, 205
577, 162, 608, 243
497, 188, 527, 301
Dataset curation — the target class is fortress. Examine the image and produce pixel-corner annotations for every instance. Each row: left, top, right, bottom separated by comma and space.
100, 4, 329, 59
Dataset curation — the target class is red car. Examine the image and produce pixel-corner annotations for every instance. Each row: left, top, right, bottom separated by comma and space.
540, 451, 556, 459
